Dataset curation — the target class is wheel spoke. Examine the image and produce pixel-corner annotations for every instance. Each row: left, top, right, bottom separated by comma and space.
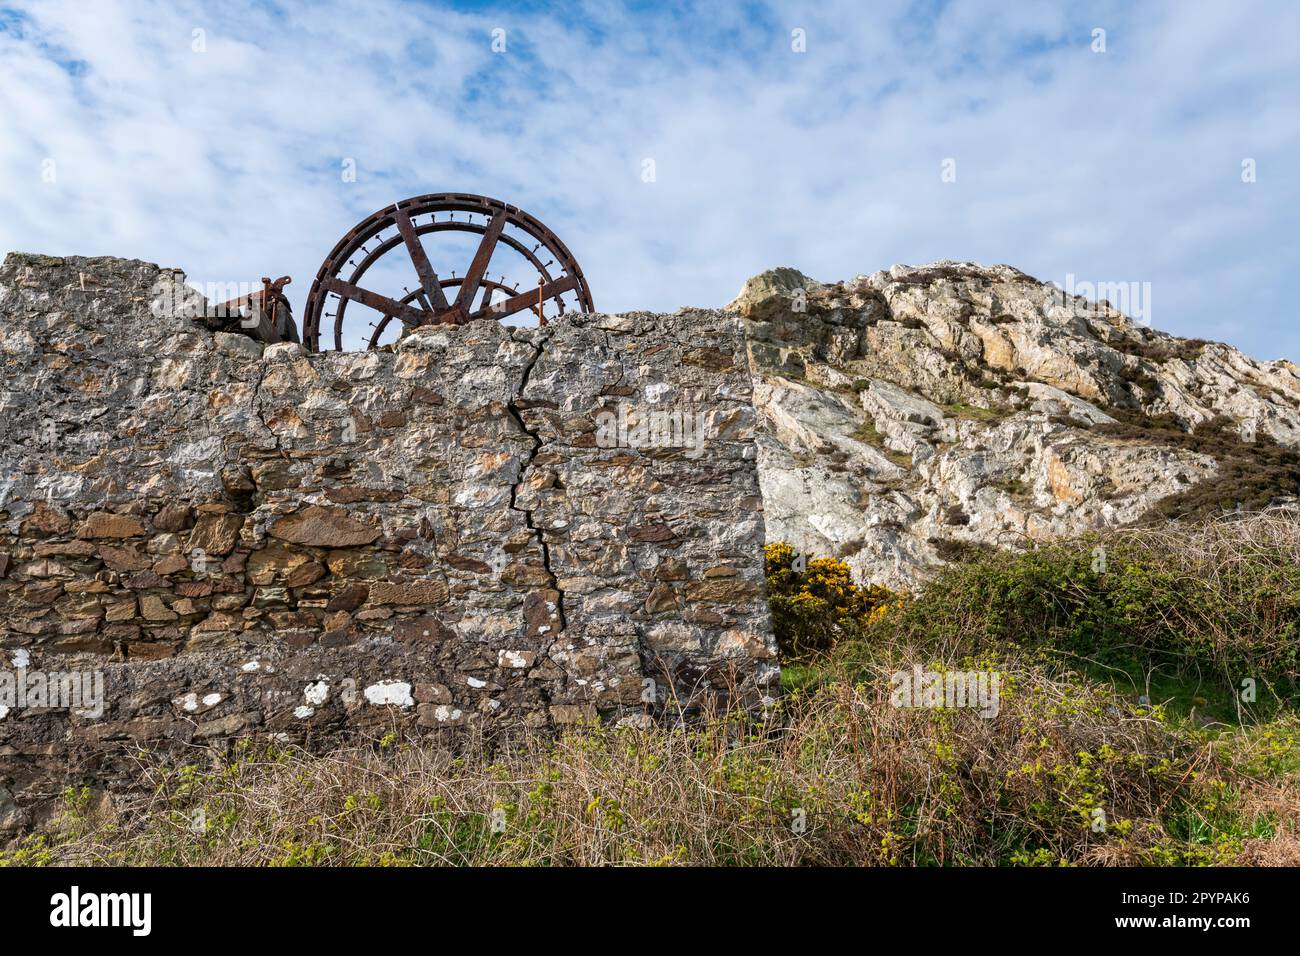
304, 194, 595, 351
471, 274, 579, 321
454, 213, 507, 313
393, 207, 451, 311
321, 276, 429, 327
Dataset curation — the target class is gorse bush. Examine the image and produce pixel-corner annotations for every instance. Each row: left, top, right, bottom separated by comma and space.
763, 542, 899, 657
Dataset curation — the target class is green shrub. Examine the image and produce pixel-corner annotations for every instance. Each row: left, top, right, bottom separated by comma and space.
879, 517, 1300, 705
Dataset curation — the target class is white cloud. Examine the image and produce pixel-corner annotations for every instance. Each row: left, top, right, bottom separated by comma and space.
0, 0, 1296, 357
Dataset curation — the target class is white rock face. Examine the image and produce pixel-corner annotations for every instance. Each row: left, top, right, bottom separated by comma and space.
732, 262, 1300, 589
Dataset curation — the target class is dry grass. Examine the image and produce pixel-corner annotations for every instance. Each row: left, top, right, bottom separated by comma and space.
11, 649, 1296, 867
1112, 506, 1300, 578
1106, 509, 1300, 692
6, 512, 1298, 868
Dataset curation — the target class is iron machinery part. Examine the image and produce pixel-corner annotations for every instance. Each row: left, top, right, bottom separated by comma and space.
212, 275, 298, 345
301, 193, 595, 351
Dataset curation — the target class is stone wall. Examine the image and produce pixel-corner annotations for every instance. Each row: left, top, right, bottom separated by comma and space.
0, 253, 777, 834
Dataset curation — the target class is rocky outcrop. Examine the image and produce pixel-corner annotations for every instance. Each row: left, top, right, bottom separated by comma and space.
0, 253, 776, 835
734, 262, 1300, 589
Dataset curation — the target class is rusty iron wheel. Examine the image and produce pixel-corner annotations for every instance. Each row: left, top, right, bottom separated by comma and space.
301, 193, 595, 351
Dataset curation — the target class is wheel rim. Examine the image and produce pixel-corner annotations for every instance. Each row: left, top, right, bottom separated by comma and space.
302, 193, 595, 351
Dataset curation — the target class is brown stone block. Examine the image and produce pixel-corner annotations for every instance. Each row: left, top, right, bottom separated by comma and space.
410, 387, 444, 405
64, 578, 109, 594
101, 622, 141, 642
392, 616, 453, 643
33, 540, 95, 558
653, 557, 689, 581
645, 583, 681, 614
151, 502, 192, 532
397, 548, 431, 570
523, 588, 561, 637
24, 583, 63, 605
681, 346, 734, 370
251, 460, 298, 491
193, 610, 242, 632
124, 571, 166, 590
269, 505, 381, 548
501, 562, 553, 589
49, 634, 112, 655
268, 610, 319, 629
187, 512, 245, 556
139, 594, 178, 622
246, 541, 309, 585
325, 549, 388, 578
56, 616, 100, 635
151, 555, 189, 575
683, 608, 724, 625
21, 502, 72, 536
627, 521, 676, 544
76, 512, 146, 539
444, 553, 491, 574
368, 579, 449, 607
321, 610, 350, 631
502, 531, 536, 554
127, 641, 177, 661
325, 583, 369, 612
283, 559, 325, 587
55, 590, 103, 621
98, 545, 150, 573
415, 682, 452, 704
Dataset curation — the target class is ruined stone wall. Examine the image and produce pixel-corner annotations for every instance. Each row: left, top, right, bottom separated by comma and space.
0, 253, 777, 834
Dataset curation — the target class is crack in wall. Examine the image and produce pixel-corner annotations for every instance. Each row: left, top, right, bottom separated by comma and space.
506, 327, 567, 645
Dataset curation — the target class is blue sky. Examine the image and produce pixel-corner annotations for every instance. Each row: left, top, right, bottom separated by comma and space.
1, 0, 1297, 357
